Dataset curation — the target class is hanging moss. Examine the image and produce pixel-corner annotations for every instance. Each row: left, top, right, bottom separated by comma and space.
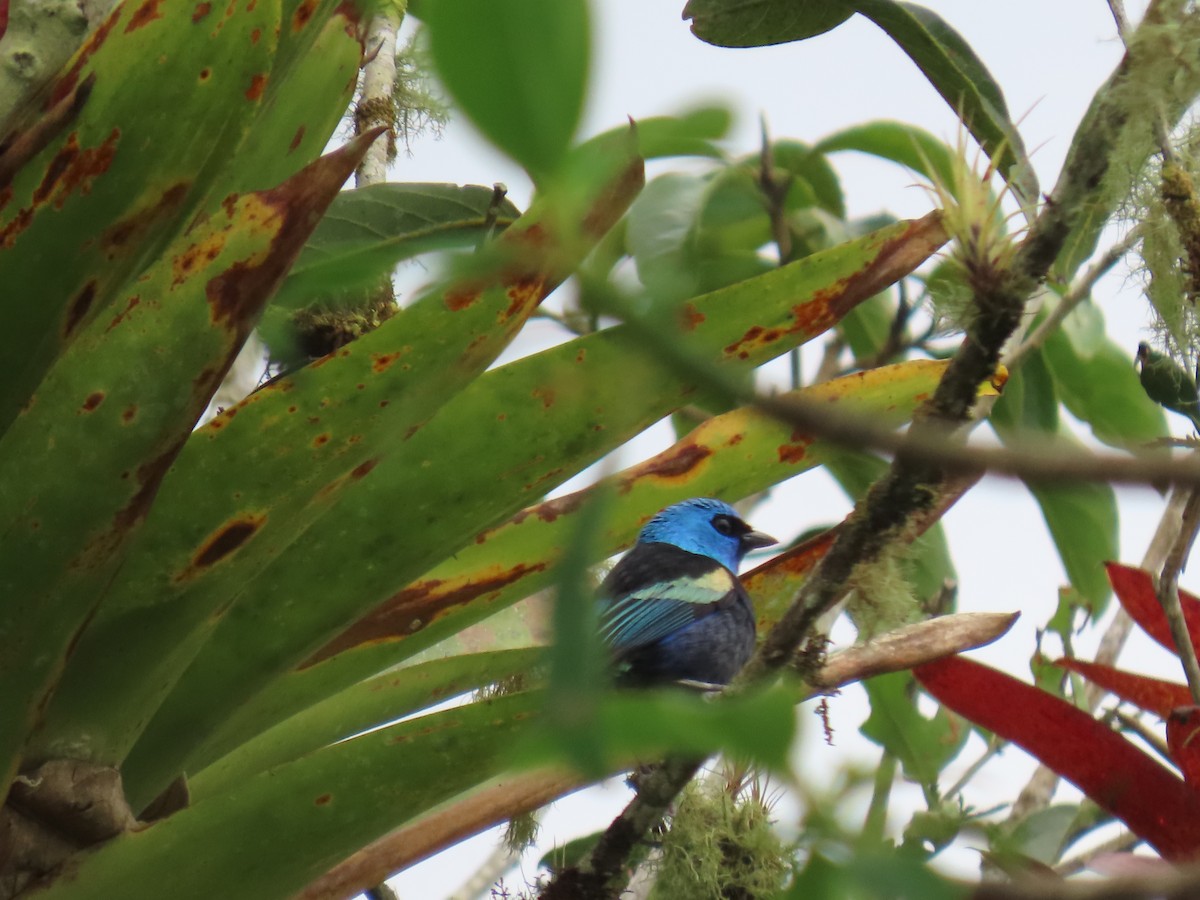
649, 777, 789, 900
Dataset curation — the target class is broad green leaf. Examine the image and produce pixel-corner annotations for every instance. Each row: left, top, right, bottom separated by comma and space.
190, 648, 542, 800
175, 356, 951, 786
1040, 302, 1168, 450
630, 105, 734, 160
861, 672, 966, 787
817, 120, 956, 190
122, 215, 945, 805
519, 684, 798, 775
425, 0, 589, 178
272, 183, 523, 310
626, 172, 709, 300
1, 136, 373, 790
991, 355, 1117, 612
1026, 475, 1118, 614
850, 1, 1037, 203
996, 804, 1078, 866
38, 693, 550, 900
838, 293, 895, 360
772, 140, 846, 219
0, 0, 281, 433
35, 137, 645, 777
683, 0, 852, 47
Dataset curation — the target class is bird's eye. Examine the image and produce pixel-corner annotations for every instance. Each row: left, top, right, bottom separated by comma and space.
712, 515, 736, 536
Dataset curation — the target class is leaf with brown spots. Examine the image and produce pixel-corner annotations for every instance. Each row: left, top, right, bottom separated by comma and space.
49, 129, 644, 806
124, 218, 946, 796
14, 132, 379, 784
0, 0, 281, 435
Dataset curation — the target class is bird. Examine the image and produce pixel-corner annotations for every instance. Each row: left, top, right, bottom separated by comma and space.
1136, 341, 1200, 432
596, 497, 777, 688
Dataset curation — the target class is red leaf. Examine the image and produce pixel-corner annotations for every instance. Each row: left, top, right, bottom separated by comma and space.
0, 0, 8, 42
1055, 658, 1191, 717
915, 655, 1200, 860
1168, 707, 1200, 788
1106, 562, 1200, 657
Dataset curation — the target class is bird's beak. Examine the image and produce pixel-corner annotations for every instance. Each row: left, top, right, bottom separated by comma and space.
741, 529, 777, 551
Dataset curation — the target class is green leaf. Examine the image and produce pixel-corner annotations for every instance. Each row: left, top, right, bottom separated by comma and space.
520, 684, 798, 774
997, 804, 1078, 866
850, 1, 1037, 202
861, 672, 965, 787
272, 183, 523, 310
1026, 476, 1118, 614
786, 851, 968, 900
121, 215, 946, 805
425, 0, 589, 177
0, 0, 281, 433
771, 140, 846, 219
36, 138, 645, 784
1041, 302, 1168, 450
1, 135, 374, 790
817, 120, 956, 190
990, 350, 1118, 612
189, 648, 542, 800
683, 0, 852, 48
626, 172, 709, 300
630, 106, 735, 160
35, 693, 550, 900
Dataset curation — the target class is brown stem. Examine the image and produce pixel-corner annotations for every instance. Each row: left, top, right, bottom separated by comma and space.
1158, 486, 1200, 703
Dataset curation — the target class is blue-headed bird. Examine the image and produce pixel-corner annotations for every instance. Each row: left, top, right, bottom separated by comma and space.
598, 498, 776, 688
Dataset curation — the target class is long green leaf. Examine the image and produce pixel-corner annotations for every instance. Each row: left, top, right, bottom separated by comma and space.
40, 694, 545, 900
175, 357, 949, 787
683, 0, 852, 47
0, 0, 281, 432
2, 133, 376, 791
122, 217, 946, 804
34, 134, 645, 774
190, 648, 542, 801
850, 1, 1037, 203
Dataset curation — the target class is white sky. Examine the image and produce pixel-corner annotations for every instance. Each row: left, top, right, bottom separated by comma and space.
379, 2, 1184, 896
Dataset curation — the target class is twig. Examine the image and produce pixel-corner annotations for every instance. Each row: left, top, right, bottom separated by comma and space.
1113, 710, 1173, 764
1008, 485, 1192, 822
1006, 229, 1141, 371
1053, 830, 1141, 877
445, 838, 524, 900
971, 860, 1200, 899
354, 11, 402, 188
299, 769, 585, 900
757, 115, 794, 265
1157, 485, 1200, 703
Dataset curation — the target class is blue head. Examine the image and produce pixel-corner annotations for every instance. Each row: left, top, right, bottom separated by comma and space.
638, 498, 777, 571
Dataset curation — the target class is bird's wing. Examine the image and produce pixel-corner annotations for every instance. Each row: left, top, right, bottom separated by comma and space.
597, 542, 740, 652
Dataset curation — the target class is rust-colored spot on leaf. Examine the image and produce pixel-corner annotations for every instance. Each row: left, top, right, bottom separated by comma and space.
371, 352, 401, 373
314, 793, 332, 806
192, 1, 212, 22
64, 280, 98, 336
125, 0, 164, 32
80, 391, 104, 412
289, 125, 306, 152
444, 286, 481, 311
679, 303, 705, 331
303, 562, 548, 666
292, 0, 317, 30
245, 73, 268, 101
199, 67, 211, 82
379, 400, 389, 408
777, 436, 812, 464
250, 26, 262, 43
618, 444, 713, 493
313, 433, 331, 447
48, 11, 116, 106
121, 404, 137, 423
189, 515, 265, 570
100, 182, 189, 258
30, 129, 120, 213
508, 491, 588, 528
173, 233, 227, 285
532, 386, 555, 409
350, 457, 380, 479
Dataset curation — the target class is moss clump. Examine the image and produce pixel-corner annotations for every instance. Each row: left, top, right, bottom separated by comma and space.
649, 776, 789, 900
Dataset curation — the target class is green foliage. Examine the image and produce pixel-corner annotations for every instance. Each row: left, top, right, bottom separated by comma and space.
425, 0, 590, 178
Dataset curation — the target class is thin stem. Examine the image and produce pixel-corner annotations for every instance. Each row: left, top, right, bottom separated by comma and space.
860, 752, 896, 847
1157, 485, 1200, 703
